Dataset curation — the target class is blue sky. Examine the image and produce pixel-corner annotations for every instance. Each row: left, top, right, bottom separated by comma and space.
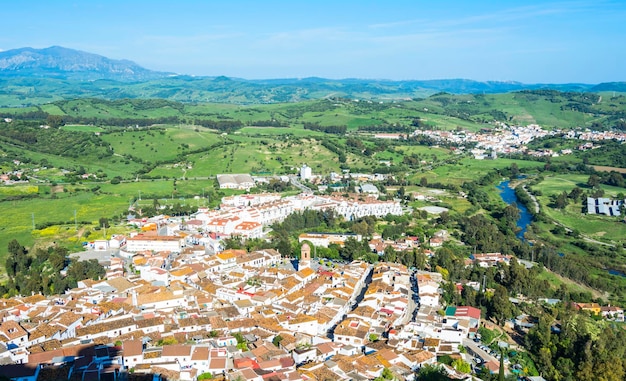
2, 0, 624, 83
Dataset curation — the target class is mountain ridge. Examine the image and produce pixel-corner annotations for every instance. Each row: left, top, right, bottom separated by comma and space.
0, 46, 171, 81
0, 46, 625, 106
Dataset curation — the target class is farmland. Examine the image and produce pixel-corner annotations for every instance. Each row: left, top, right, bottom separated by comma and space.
1, 92, 626, 303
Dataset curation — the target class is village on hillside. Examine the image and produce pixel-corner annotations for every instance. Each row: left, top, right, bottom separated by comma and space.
0, 182, 623, 381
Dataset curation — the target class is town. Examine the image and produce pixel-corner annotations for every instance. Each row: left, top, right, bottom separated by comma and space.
0, 178, 623, 381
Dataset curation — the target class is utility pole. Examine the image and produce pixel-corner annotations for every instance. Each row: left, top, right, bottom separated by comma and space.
31, 213, 35, 230
138, 190, 141, 201
74, 210, 77, 231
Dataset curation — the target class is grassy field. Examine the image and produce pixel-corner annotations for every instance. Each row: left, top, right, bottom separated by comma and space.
413, 157, 544, 187
101, 126, 223, 163
0, 185, 39, 198
0, 178, 230, 266
1, 94, 626, 289
533, 174, 626, 242
535, 268, 606, 299
0, 191, 130, 260
4, 143, 144, 179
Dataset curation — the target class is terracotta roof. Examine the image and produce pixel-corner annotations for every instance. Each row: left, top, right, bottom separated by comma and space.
106, 277, 136, 292
162, 344, 192, 357
21, 294, 47, 304
123, 340, 143, 357
0, 320, 27, 341
136, 290, 182, 305
295, 267, 315, 279
76, 317, 135, 336
208, 357, 227, 370
288, 315, 317, 325
54, 311, 82, 327
191, 346, 209, 361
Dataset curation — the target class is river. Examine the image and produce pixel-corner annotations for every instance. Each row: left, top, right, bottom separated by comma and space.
497, 180, 534, 240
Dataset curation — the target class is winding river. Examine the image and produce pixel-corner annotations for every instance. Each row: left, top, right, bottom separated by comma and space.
497, 180, 534, 240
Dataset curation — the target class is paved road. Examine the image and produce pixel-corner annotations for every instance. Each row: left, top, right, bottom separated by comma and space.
402, 272, 419, 324
326, 265, 373, 340
463, 338, 509, 375
289, 175, 313, 194
521, 185, 539, 214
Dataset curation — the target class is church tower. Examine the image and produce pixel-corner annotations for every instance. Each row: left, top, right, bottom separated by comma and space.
299, 243, 311, 270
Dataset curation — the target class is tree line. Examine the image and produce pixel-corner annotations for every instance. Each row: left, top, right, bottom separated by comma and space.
303, 122, 347, 134
2, 239, 105, 297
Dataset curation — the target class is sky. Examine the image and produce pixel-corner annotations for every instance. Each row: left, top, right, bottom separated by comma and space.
1, 0, 625, 83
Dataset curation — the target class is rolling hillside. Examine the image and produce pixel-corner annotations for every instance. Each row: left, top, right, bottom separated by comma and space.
1, 46, 625, 107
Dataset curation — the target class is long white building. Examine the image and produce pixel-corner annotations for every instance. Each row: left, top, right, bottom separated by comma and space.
126, 234, 184, 252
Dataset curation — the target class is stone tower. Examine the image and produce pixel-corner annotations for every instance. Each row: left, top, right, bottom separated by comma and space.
300, 243, 311, 270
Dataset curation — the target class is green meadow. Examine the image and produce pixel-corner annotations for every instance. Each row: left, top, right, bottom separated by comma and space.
1, 93, 626, 280
533, 174, 626, 242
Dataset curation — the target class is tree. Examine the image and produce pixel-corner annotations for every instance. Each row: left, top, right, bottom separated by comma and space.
568, 186, 584, 201
272, 335, 283, 347
414, 249, 427, 270
498, 347, 505, 381
373, 367, 394, 381
233, 332, 248, 351
341, 237, 368, 261
509, 163, 519, 178
451, 358, 471, 374
587, 174, 601, 188
489, 285, 513, 325
420, 177, 429, 187
223, 236, 244, 250
98, 217, 110, 228
417, 365, 450, 381
48, 246, 68, 271
7, 239, 26, 257
46, 114, 64, 128
274, 237, 293, 258
383, 245, 397, 263
553, 191, 569, 209
352, 220, 371, 237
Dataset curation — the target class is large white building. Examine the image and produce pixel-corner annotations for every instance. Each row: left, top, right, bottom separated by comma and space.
298, 232, 362, 248
126, 234, 184, 253
300, 164, 312, 180
216, 174, 255, 190
311, 196, 403, 221
221, 193, 282, 207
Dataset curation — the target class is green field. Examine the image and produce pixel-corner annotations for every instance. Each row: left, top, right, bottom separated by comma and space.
0, 178, 228, 266
1, 93, 626, 294
414, 157, 544, 187
535, 269, 605, 299
533, 174, 626, 242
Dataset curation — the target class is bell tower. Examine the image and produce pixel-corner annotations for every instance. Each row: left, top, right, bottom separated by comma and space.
299, 243, 311, 270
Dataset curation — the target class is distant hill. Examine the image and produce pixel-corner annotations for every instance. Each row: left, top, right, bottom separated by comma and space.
0, 46, 170, 81
0, 46, 622, 106
590, 82, 626, 92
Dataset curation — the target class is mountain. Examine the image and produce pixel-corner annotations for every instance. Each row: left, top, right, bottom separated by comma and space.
0, 46, 170, 81
0, 46, 620, 106
590, 82, 626, 92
